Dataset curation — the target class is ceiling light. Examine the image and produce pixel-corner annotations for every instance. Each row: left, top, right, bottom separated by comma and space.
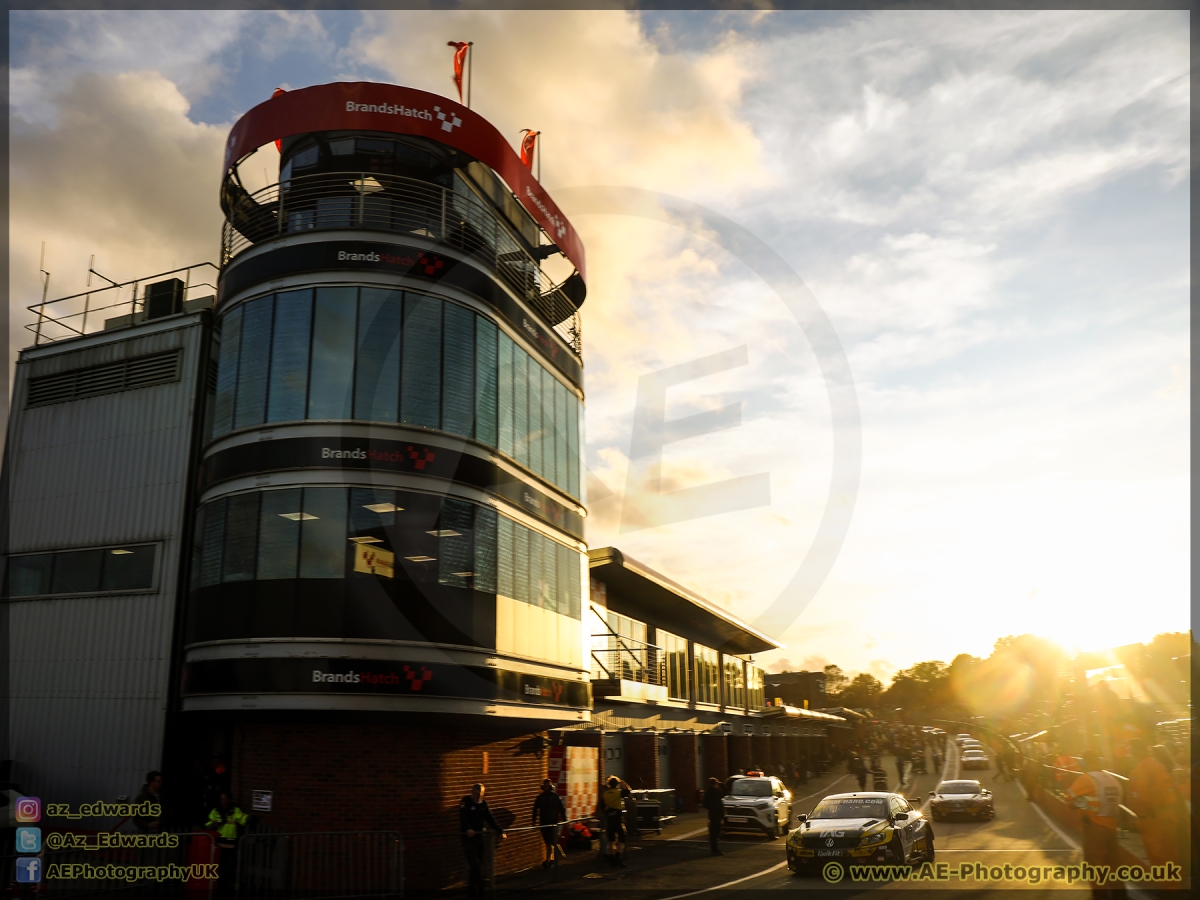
349, 536, 384, 544
405, 555, 436, 563
110, 549, 134, 555
279, 512, 318, 521
451, 571, 474, 578
351, 176, 385, 194
364, 502, 401, 513
426, 529, 461, 537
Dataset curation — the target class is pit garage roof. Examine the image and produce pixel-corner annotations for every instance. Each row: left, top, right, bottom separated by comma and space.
588, 547, 782, 656
758, 705, 846, 723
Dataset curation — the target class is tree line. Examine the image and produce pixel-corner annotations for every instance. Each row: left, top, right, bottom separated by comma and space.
810, 631, 1191, 721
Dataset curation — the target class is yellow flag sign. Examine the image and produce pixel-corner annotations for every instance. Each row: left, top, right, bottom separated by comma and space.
354, 544, 395, 578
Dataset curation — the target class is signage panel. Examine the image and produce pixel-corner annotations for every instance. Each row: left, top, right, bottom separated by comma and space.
182, 657, 591, 709
200, 436, 584, 540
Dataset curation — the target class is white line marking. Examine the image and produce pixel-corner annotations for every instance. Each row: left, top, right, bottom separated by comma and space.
794, 774, 849, 804
934, 848, 1078, 853
668, 826, 710, 842
657, 861, 789, 899
1028, 795, 1081, 851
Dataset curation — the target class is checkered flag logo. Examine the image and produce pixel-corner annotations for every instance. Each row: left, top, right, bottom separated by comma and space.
433, 106, 462, 133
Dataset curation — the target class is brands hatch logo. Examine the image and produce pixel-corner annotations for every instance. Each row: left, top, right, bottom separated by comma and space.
312, 668, 431, 688
524, 682, 565, 702
402, 665, 433, 691
524, 187, 567, 239
433, 106, 463, 133
417, 253, 445, 276
346, 101, 433, 122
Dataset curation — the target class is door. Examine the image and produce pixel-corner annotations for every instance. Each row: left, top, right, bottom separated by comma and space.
604, 733, 625, 782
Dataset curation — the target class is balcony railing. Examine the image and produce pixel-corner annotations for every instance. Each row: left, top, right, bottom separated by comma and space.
221, 171, 582, 355
591, 639, 666, 687
25, 263, 219, 346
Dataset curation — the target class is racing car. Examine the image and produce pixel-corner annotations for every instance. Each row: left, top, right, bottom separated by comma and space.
786, 792, 935, 874
928, 780, 995, 821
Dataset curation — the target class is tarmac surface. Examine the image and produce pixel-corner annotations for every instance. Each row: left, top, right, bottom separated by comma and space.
439, 741, 1154, 900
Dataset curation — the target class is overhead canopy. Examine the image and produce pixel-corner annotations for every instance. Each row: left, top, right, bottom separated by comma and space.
588, 547, 781, 656
758, 705, 846, 723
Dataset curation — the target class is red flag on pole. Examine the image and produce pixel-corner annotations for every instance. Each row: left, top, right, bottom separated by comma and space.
447, 42, 470, 103
519, 130, 540, 170
272, 87, 287, 152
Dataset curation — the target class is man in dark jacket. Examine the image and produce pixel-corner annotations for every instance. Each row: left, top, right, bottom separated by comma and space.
132, 770, 163, 833
702, 777, 726, 856
459, 784, 505, 898
531, 779, 566, 868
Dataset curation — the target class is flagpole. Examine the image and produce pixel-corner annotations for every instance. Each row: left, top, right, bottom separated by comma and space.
467, 42, 473, 108
537, 134, 541, 183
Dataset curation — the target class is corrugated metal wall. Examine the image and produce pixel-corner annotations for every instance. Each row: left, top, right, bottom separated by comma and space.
4, 316, 205, 803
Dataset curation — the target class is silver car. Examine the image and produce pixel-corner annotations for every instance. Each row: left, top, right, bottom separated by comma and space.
929, 780, 995, 820
961, 749, 990, 770
722, 776, 793, 838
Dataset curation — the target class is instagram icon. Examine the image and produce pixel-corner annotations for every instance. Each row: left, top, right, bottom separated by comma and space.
15, 797, 40, 823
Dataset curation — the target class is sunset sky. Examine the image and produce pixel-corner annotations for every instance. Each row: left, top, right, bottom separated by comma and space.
9, 9, 1189, 682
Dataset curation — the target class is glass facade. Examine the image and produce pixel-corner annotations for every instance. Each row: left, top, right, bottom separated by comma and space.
723, 656, 746, 711
694, 643, 720, 705
211, 287, 581, 498
747, 664, 765, 710
659, 629, 690, 701
188, 485, 582, 646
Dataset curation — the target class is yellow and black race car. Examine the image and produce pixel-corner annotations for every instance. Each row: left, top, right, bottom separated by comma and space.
787, 792, 934, 875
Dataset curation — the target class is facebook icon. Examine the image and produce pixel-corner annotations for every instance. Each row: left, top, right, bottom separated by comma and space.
16, 856, 42, 883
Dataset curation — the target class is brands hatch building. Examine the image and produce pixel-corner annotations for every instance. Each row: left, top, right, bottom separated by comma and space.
3, 81, 590, 877
2, 81, 846, 886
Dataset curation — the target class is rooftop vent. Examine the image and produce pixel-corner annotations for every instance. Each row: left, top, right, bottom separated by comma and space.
26, 349, 182, 408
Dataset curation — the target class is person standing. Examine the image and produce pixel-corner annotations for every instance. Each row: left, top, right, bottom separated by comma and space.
459, 783, 506, 899
1127, 739, 1181, 882
848, 753, 866, 791
702, 777, 726, 856
1066, 751, 1125, 900
895, 747, 907, 787
601, 776, 631, 867
132, 770, 163, 833
205, 792, 249, 898
531, 779, 566, 869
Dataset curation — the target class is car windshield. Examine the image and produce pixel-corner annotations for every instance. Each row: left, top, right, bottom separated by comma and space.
963, 750, 986, 756
810, 797, 888, 820
730, 780, 772, 797
938, 781, 981, 794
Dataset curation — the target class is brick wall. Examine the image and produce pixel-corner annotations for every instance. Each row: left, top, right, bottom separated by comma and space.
751, 734, 773, 772
230, 720, 550, 890
665, 733, 698, 812
728, 735, 753, 775
623, 732, 658, 789
698, 734, 728, 782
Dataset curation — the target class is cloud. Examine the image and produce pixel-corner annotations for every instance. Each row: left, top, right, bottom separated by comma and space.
10, 71, 228, 349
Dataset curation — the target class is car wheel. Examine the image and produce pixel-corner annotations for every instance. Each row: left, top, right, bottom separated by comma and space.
887, 835, 906, 865
924, 831, 936, 863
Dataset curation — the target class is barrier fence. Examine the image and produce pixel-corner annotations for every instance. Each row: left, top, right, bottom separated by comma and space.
7, 816, 608, 900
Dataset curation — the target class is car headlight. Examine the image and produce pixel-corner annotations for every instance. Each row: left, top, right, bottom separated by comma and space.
860, 830, 888, 846
755, 801, 772, 810
972, 797, 988, 805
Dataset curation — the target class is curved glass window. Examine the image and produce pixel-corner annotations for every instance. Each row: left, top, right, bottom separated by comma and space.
187, 485, 583, 646
211, 288, 581, 499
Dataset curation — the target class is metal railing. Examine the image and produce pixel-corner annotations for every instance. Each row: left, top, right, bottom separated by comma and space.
26, 263, 219, 346
591, 639, 666, 686
221, 171, 582, 355
236, 830, 403, 900
8, 830, 219, 900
